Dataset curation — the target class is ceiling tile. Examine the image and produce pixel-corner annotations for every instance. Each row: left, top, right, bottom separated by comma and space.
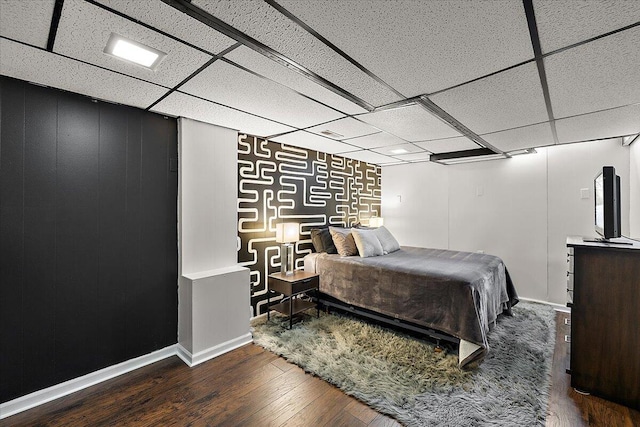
429, 62, 548, 134
555, 104, 640, 144
0, 38, 167, 109
224, 46, 366, 115
534, 0, 640, 53
545, 26, 640, 119
271, 131, 356, 154
339, 150, 399, 165
392, 152, 432, 162
95, 0, 236, 55
0, 0, 55, 49
180, 60, 344, 129
151, 91, 294, 137
482, 122, 555, 151
54, 0, 212, 87
415, 136, 481, 154
358, 104, 460, 142
344, 132, 407, 149
191, 0, 402, 107
371, 143, 424, 156
277, 0, 534, 96
306, 117, 379, 140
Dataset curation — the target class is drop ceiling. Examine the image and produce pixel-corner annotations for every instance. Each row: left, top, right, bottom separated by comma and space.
0, 0, 638, 166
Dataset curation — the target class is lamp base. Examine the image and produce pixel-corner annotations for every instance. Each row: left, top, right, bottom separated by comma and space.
281, 243, 295, 275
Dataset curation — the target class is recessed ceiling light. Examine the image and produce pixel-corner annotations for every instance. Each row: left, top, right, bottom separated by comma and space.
104, 33, 166, 69
390, 148, 409, 154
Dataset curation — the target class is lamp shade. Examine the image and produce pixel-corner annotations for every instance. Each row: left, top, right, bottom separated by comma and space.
369, 217, 384, 227
276, 222, 299, 243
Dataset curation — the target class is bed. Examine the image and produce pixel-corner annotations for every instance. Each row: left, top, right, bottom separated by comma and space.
304, 246, 519, 367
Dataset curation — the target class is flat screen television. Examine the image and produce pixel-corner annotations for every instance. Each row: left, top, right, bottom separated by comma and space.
594, 166, 621, 240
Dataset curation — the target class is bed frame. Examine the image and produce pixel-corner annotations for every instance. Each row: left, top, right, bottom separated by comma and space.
316, 292, 460, 347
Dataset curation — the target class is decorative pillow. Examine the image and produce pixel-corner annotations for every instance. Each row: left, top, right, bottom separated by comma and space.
351, 228, 384, 258
310, 228, 337, 254
374, 226, 401, 254
329, 227, 358, 256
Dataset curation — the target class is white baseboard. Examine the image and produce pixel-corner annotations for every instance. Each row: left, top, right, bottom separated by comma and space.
0, 344, 177, 420
519, 297, 570, 313
176, 333, 253, 367
0, 332, 254, 420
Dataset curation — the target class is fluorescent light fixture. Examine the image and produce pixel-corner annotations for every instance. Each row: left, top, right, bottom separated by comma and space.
390, 148, 409, 154
507, 148, 537, 156
438, 154, 506, 165
320, 130, 345, 139
104, 33, 166, 69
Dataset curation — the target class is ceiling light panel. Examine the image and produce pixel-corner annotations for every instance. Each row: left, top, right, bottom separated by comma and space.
545, 26, 640, 119
533, 0, 640, 54
276, 0, 533, 97
151, 91, 295, 137
359, 104, 461, 142
180, 60, 344, 129
555, 103, 640, 144
415, 136, 481, 154
271, 131, 357, 154
225, 46, 366, 115
54, 0, 212, 87
0, 38, 167, 109
339, 150, 399, 165
95, 0, 236, 55
191, 0, 402, 107
306, 117, 380, 140
344, 131, 408, 149
372, 143, 424, 156
104, 33, 166, 69
482, 122, 555, 152
0, 0, 55, 49
429, 62, 548, 134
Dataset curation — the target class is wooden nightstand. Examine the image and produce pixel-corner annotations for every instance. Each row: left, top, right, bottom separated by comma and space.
267, 270, 319, 329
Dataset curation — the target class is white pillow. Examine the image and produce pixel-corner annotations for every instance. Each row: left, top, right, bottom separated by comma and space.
351, 228, 383, 258
374, 226, 400, 254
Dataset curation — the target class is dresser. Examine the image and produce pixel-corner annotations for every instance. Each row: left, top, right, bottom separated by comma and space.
566, 236, 640, 410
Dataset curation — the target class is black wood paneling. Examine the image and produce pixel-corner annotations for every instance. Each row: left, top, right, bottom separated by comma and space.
0, 76, 178, 403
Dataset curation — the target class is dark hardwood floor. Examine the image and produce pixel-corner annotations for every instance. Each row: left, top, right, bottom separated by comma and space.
1, 312, 638, 426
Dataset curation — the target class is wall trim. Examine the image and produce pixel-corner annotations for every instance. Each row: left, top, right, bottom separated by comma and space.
1, 332, 254, 420
0, 344, 178, 420
519, 296, 570, 313
176, 333, 253, 367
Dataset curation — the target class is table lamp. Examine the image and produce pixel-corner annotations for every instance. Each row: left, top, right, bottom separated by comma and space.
276, 222, 299, 275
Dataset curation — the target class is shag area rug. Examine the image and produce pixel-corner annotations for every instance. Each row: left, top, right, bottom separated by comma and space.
252, 301, 556, 427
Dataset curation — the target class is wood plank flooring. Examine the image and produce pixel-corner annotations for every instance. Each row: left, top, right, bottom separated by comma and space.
1, 311, 638, 426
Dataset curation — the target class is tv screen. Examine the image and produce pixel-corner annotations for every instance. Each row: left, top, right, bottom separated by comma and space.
594, 166, 621, 240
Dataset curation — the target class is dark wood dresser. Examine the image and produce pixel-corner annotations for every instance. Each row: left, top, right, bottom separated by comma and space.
566, 236, 640, 410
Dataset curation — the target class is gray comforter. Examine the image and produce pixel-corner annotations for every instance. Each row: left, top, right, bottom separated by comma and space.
305, 246, 519, 366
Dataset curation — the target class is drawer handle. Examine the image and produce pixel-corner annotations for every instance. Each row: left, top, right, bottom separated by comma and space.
301, 279, 312, 284
564, 335, 571, 343
564, 318, 571, 326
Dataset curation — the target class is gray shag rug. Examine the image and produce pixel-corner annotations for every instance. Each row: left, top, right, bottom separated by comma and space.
252, 301, 556, 427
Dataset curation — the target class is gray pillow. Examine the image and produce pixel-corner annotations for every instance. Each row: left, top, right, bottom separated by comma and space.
374, 226, 400, 254
351, 228, 383, 258
310, 228, 337, 254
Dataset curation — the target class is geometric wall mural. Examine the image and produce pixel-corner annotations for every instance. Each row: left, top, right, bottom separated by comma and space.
237, 134, 381, 316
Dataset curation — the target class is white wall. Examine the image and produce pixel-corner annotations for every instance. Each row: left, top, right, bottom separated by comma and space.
630, 138, 640, 238
382, 139, 630, 305
178, 118, 250, 359
179, 118, 239, 274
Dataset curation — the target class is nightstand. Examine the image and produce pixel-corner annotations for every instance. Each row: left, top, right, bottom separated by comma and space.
267, 270, 319, 329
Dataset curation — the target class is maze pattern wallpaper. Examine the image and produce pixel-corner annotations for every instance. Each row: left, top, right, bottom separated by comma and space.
237, 134, 381, 316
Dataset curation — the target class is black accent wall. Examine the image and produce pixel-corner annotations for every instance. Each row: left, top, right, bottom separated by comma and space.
237, 134, 381, 316
0, 77, 178, 403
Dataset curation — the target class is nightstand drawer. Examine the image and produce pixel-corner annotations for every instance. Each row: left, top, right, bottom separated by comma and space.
268, 271, 319, 296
